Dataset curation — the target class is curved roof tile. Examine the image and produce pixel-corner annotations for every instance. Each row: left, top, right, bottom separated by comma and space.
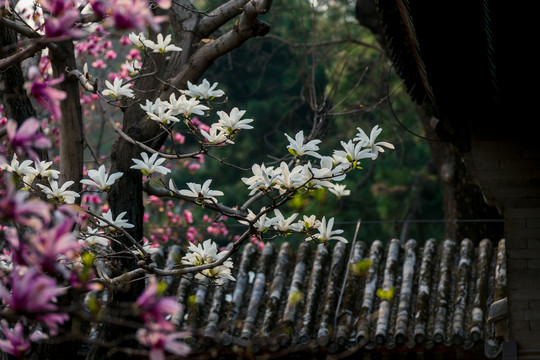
158, 238, 506, 358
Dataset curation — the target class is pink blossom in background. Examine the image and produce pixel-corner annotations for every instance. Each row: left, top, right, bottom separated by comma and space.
25, 67, 66, 120
105, 50, 117, 60
120, 35, 131, 45
187, 163, 200, 173
250, 235, 265, 251
197, 122, 210, 134
91, 59, 107, 69
174, 133, 185, 144
183, 210, 193, 224
127, 48, 142, 61
81, 194, 102, 205
186, 226, 199, 243
195, 153, 205, 163
147, 195, 162, 206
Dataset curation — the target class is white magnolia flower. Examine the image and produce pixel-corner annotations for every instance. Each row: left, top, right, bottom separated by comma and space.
306, 157, 348, 189
147, 106, 178, 125
165, 94, 209, 117
271, 209, 303, 233
285, 131, 322, 158
80, 227, 109, 247
143, 33, 182, 53
300, 215, 322, 231
102, 77, 134, 99
130, 152, 171, 176
0, 154, 37, 176
333, 140, 375, 164
98, 209, 134, 229
274, 162, 304, 194
200, 125, 232, 144
125, 60, 141, 76
129, 32, 147, 48
140, 98, 163, 115
239, 207, 276, 232
182, 239, 235, 284
216, 107, 253, 134
181, 97, 209, 117
131, 241, 160, 256
21, 174, 36, 190
80, 164, 123, 191
178, 179, 224, 204
33, 160, 60, 179
241, 163, 280, 195
182, 239, 221, 266
181, 79, 225, 99
37, 179, 80, 204
328, 183, 350, 198
307, 216, 347, 243
198, 264, 235, 285
353, 125, 395, 159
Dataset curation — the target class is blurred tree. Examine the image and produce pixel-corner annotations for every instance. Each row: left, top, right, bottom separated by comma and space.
354, 0, 504, 243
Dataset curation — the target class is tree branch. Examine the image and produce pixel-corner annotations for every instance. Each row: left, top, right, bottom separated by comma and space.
163, 0, 273, 96
196, 0, 249, 38
0, 16, 41, 38
0, 40, 47, 72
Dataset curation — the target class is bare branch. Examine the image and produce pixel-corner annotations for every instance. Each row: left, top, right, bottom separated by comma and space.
0, 16, 41, 38
163, 0, 273, 96
197, 0, 249, 38
0, 40, 47, 72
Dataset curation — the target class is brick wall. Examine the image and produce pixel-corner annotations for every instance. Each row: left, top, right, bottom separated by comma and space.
463, 137, 540, 358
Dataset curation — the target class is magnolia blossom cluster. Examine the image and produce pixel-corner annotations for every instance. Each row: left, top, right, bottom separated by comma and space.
0, 6, 396, 353
232, 127, 394, 243
181, 239, 235, 285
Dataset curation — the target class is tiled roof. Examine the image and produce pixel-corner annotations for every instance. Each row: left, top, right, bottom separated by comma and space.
157, 238, 506, 358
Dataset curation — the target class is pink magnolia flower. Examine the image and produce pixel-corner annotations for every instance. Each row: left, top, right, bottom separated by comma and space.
25, 67, 66, 120
6, 118, 51, 158
106, 0, 166, 32
30, 218, 80, 274
40, 0, 72, 15
6, 218, 79, 276
0, 322, 31, 357
136, 276, 180, 330
44, 9, 86, 40
136, 326, 190, 360
0, 180, 51, 228
0, 268, 69, 333
89, 0, 109, 17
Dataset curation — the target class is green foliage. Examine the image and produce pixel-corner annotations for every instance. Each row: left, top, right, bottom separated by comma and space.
180, 0, 444, 245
